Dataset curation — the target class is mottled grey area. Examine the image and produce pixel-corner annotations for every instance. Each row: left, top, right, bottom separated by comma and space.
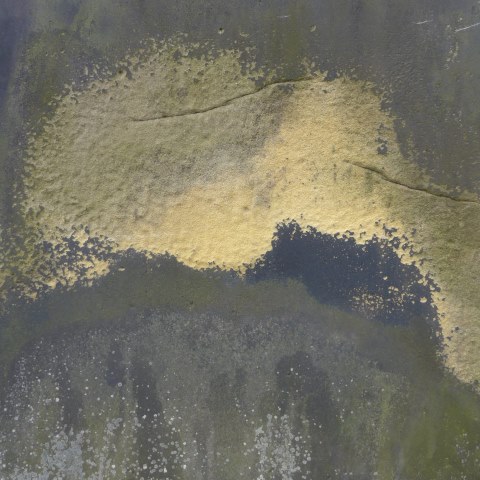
0, 303, 472, 479
0, 252, 480, 479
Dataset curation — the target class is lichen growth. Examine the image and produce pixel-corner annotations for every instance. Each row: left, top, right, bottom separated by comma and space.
6, 37, 480, 386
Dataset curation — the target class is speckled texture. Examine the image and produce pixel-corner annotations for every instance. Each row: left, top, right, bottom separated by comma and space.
1, 1, 480, 478
1, 276, 480, 479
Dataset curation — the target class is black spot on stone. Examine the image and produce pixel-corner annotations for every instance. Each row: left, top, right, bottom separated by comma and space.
376, 137, 388, 155
324, 69, 339, 81
377, 143, 388, 155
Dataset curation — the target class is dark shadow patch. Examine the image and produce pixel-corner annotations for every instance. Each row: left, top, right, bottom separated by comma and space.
275, 351, 339, 478
105, 342, 126, 388
57, 362, 85, 434
247, 221, 438, 328
131, 357, 183, 479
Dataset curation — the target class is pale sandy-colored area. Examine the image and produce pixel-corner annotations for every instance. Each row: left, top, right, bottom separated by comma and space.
18, 41, 480, 386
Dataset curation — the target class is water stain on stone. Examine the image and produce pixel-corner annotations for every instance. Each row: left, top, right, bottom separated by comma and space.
247, 221, 438, 327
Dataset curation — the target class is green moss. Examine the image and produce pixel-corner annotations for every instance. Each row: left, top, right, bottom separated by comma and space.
398, 379, 480, 478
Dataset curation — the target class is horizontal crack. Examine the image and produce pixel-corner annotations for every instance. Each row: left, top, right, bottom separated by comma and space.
129, 77, 314, 122
129, 82, 479, 207
346, 161, 479, 206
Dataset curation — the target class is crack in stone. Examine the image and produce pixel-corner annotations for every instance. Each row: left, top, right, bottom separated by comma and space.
129, 77, 314, 122
346, 161, 479, 206
127, 78, 479, 207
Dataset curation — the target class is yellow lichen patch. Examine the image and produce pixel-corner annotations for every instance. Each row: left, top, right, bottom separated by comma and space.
160, 78, 421, 268
22, 43, 285, 245
19, 42, 480, 386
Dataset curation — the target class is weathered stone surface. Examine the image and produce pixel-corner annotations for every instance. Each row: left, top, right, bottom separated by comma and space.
1, 1, 480, 478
